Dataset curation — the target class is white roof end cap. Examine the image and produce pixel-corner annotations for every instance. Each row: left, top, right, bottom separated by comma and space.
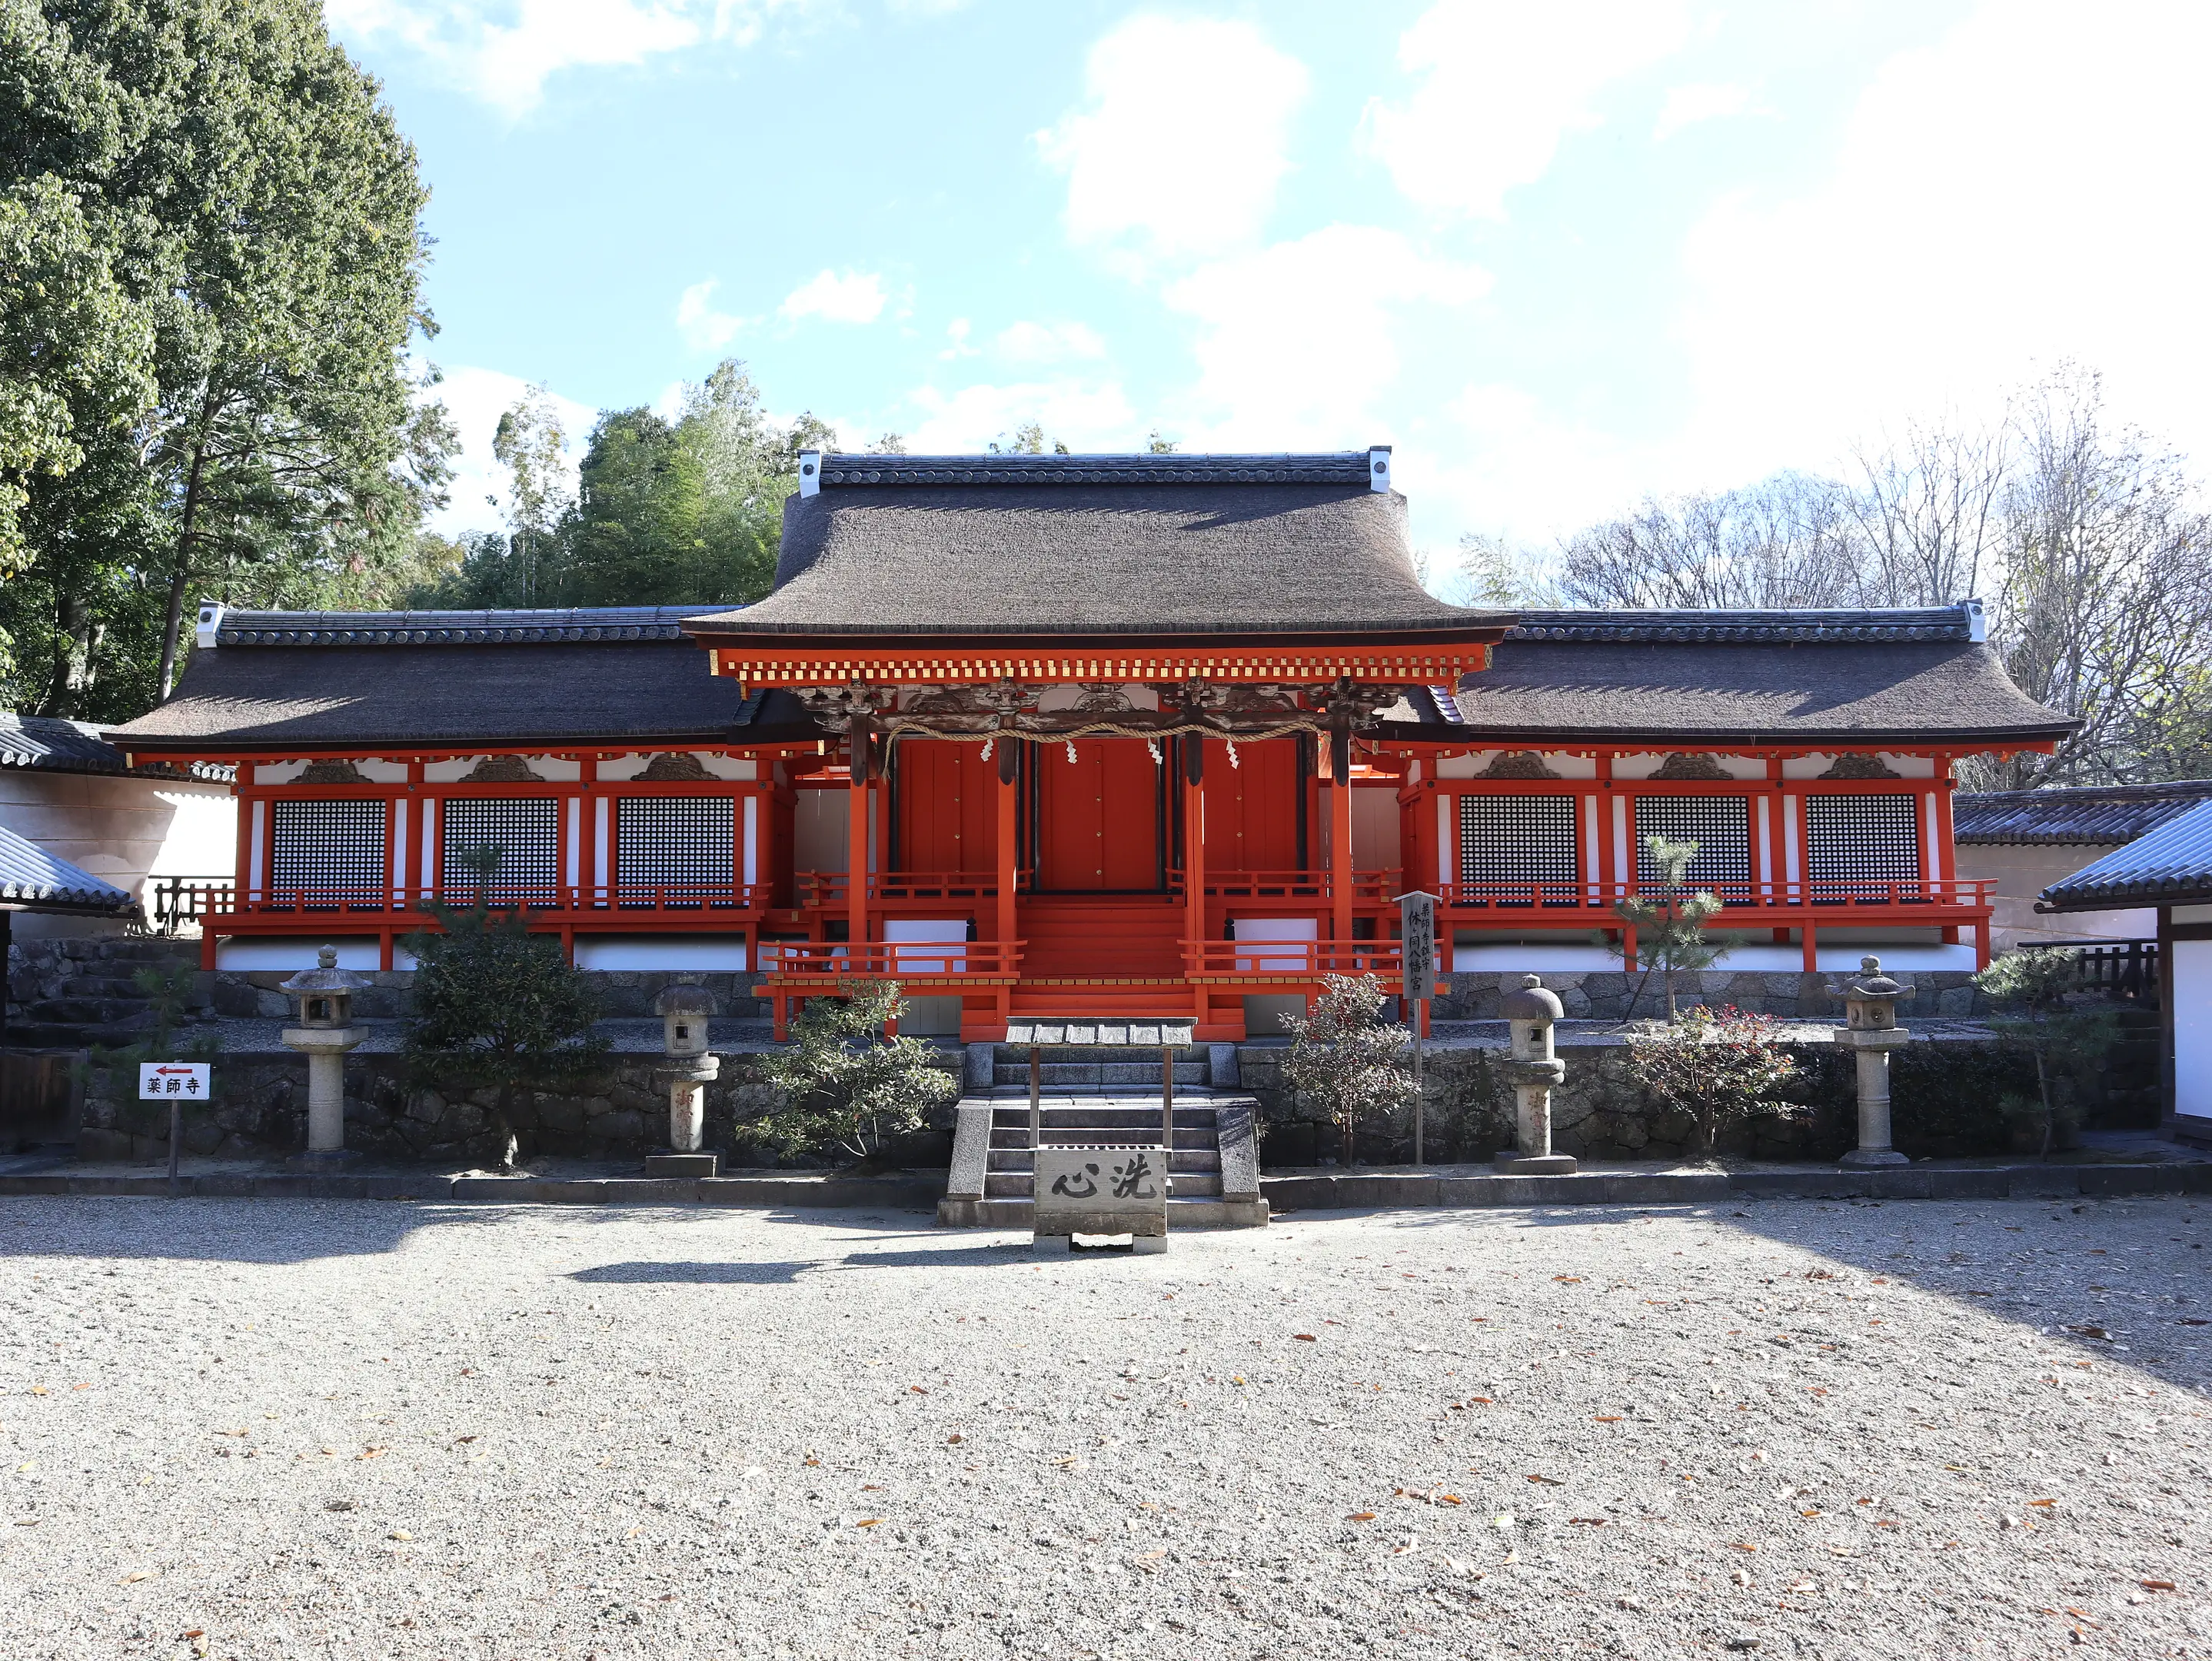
1369, 447, 1393, 493
1961, 597, 1987, 642
797, 451, 822, 498
194, 602, 225, 651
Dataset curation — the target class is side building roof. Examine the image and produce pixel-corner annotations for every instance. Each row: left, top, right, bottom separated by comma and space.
0, 824, 137, 915
1952, 780, 2212, 844
1386, 604, 2072, 748
2040, 798, 2212, 911
105, 607, 814, 755
685, 450, 1513, 644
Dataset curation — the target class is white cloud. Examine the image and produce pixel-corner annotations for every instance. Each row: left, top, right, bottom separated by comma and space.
675, 279, 747, 350
1037, 15, 1309, 261
939, 318, 976, 361
420, 364, 596, 537
1361, 0, 1688, 218
993, 320, 1107, 364
1674, 0, 2212, 489
779, 268, 888, 325
903, 379, 1139, 454
1652, 80, 1758, 141
324, 0, 814, 118
1162, 225, 1489, 448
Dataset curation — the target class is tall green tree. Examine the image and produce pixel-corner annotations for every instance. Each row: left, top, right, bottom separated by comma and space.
0, 0, 448, 717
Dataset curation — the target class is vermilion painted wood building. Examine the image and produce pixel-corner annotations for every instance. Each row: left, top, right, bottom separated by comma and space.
108, 450, 2072, 1040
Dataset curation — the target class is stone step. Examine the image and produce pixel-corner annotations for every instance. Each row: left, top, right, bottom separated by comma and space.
989, 1147, 1219, 1172
1005, 1062, 1209, 1087
986, 1171, 1223, 1199
24, 997, 155, 1025
53, 976, 155, 999
990, 1127, 1218, 1151
5, 1021, 146, 1048
989, 1105, 1218, 1127
942, 1196, 1270, 1229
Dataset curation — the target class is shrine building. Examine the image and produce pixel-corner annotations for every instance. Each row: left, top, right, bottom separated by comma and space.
108, 448, 2072, 1040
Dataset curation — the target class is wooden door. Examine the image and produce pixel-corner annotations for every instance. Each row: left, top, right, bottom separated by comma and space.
1202, 737, 1302, 872
893, 739, 996, 874
1037, 739, 1161, 890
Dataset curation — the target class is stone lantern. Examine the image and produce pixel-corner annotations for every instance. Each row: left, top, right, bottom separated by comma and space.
1832, 956, 1912, 1168
1495, 974, 1577, 1174
278, 945, 372, 1169
646, 984, 720, 1177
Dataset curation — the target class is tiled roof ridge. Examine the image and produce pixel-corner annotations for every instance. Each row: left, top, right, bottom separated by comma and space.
1957, 779, 2212, 807
1502, 604, 1976, 644
2040, 797, 2212, 910
814, 451, 1375, 488
213, 605, 718, 647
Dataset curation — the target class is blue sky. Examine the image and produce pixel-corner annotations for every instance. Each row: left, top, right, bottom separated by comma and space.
326, 0, 2212, 559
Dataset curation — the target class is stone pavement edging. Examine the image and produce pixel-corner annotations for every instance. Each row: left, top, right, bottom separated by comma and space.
2, 1163, 2208, 1207
1259, 1163, 2212, 1209
0, 1173, 947, 1207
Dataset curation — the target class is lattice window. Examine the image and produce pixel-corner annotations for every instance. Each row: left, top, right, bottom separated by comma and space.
268, 799, 387, 907
1805, 794, 1921, 897
441, 797, 561, 903
1456, 794, 1579, 904
617, 797, 734, 907
1633, 797, 1751, 890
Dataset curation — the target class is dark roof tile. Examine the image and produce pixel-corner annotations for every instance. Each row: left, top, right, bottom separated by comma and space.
1954, 780, 2212, 845
2041, 799, 2212, 910
0, 825, 137, 914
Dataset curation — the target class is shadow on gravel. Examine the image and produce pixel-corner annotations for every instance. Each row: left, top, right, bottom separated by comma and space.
0, 1196, 437, 1265
567, 1241, 1031, 1284
1712, 1193, 2212, 1394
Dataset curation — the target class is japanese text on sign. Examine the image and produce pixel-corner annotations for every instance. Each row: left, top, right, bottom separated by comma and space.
138, 1062, 210, 1100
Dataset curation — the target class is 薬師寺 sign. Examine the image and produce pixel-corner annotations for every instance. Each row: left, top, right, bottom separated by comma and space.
138, 1062, 210, 1100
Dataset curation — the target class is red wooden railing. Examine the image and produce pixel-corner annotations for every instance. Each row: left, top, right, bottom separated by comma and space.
754, 940, 1023, 979
181, 883, 773, 919
796, 870, 1016, 907
1202, 869, 1402, 903
1182, 940, 1408, 980
1431, 877, 1994, 914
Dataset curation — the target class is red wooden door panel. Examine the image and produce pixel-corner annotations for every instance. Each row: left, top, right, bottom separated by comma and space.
896, 740, 996, 873
1202, 737, 1301, 871
1038, 739, 1160, 890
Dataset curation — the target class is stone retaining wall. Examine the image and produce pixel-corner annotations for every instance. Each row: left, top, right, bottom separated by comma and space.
76, 1047, 960, 1169
1238, 1030, 2047, 1167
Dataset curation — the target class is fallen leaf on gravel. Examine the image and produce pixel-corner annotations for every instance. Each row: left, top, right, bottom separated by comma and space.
1293, 1334, 1316, 1341
1346, 1512, 1376, 1522
12, 1519, 35, 1526
2140, 1580, 2177, 1592
2180, 1319, 2208, 1326
1525, 1474, 1562, 1485
388, 1530, 412, 1541
855, 1519, 881, 1528
1827, 1546, 1861, 1557
909, 1386, 927, 1394
1436, 1494, 1463, 1505
1467, 1397, 1492, 1405
1554, 1276, 1583, 1283
1569, 1518, 1607, 1526
1807, 1387, 1829, 1396
1136, 1548, 1167, 1562
946, 1434, 962, 1444
358, 1447, 386, 1460
2065, 1326, 2113, 1340
1594, 1416, 1623, 1423
1730, 1543, 1758, 1553
2029, 1498, 2057, 1508
72, 1383, 90, 1392
28, 1387, 45, 1396
324, 1500, 355, 1512
118, 1571, 153, 1584
1801, 1510, 1822, 1518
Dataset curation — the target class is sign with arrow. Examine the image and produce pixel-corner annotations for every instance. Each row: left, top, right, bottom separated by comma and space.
138, 1062, 210, 1100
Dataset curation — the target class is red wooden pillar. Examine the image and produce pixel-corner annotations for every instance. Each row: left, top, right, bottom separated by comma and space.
997, 750, 1019, 1027
1183, 741, 1206, 1024
577, 754, 597, 908
847, 773, 870, 960
1329, 769, 1353, 947
1766, 754, 1789, 943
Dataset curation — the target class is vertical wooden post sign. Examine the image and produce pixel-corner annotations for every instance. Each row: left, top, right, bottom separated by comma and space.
140, 1062, 211, 1197
1399, 891, 1438, 1164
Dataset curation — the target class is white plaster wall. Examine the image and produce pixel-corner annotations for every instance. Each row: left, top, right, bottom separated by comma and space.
1612, 753, 1765, 781
1954, 843, 2157, 946
597, 753, 754, 781
0, 771, 235, 937
2173, 939, 2212, 1127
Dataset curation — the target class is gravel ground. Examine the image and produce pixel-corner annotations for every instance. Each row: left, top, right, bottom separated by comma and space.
0, 1195, 2207, 1660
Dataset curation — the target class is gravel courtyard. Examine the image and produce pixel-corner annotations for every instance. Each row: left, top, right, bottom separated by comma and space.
0, 1194, 2206, 1660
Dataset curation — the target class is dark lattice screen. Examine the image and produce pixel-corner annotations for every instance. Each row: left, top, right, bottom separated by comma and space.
441, 797, 561, 902
1806, 794, 1921, 895
1634, 797, 1751, 889
617, 797, 734, 906
268, 799, 387, 907
1457, 795, 1579, 904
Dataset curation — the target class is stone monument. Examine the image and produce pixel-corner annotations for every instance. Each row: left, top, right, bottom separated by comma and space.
1494, 974, 1577, 1173
278, 946, 372, 1170
1033, 1145, 1169, 1254
646, 984, 720, 1177
1832, 956, 1912, 1167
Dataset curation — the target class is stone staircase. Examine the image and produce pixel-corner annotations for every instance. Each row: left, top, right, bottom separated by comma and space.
4, 938, 202, 1049
937, 1043, 1269, 1229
